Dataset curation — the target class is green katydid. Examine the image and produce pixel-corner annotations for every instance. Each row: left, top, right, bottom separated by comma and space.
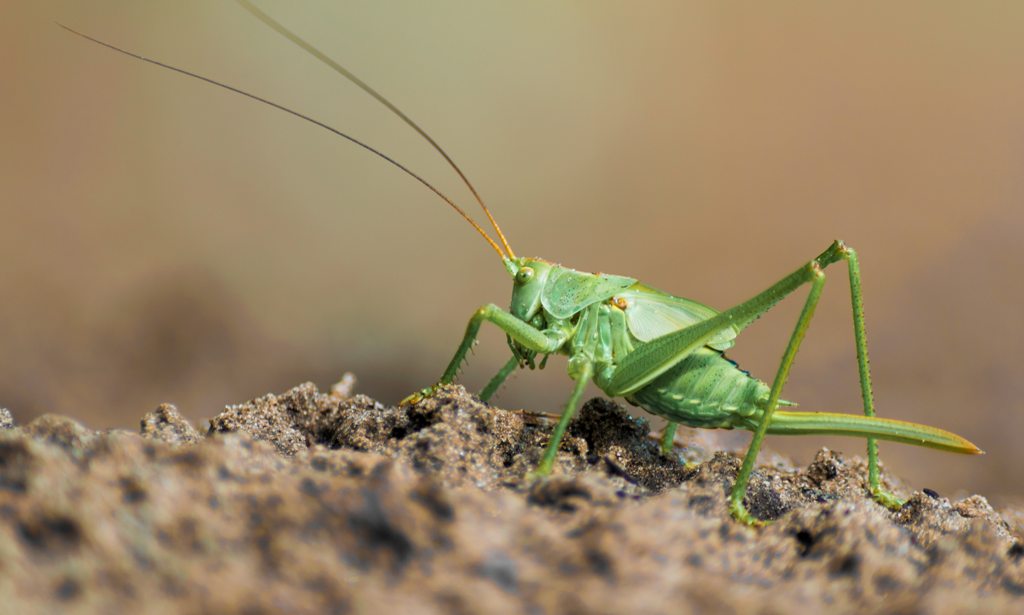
63, 1, 982, 526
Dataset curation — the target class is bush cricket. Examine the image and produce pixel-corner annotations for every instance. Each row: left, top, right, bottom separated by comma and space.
62, 0, 981, 526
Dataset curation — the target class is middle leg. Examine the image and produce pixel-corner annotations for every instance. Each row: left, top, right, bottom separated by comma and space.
480, 355, 520, 403
530, 361, 594, 477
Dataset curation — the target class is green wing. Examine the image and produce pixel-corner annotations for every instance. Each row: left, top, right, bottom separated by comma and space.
614, 285, 737, 351
541, 267, 637, 319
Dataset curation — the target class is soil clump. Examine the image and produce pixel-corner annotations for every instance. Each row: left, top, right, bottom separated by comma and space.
0, 381, 1021, 613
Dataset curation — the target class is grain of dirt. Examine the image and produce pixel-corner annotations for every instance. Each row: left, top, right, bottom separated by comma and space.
0, 380, 1021, 614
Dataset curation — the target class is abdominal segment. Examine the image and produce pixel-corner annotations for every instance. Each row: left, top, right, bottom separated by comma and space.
626, 348, 787, 430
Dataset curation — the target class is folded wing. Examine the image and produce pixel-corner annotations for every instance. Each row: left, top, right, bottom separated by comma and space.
615, 286, 737, 351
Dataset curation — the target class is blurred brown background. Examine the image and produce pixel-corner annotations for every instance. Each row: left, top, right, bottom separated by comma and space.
3, 2, 1023, 504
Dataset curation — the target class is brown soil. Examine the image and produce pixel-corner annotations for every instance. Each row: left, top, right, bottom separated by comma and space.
0, 380, 1021, 614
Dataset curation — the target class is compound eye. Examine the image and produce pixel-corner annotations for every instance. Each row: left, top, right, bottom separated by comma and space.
516, 267, 535, 284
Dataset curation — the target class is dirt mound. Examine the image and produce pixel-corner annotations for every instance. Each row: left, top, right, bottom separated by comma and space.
0, 381, 1021, 614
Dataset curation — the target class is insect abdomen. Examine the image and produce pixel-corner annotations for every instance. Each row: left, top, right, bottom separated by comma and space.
626, 348, 777, 430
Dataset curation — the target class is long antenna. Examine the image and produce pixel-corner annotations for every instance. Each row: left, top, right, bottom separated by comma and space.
236, 0, 516, 259
57, 23, 507, 261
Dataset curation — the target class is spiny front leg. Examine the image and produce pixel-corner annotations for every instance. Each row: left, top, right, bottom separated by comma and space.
401, 304, 562, 406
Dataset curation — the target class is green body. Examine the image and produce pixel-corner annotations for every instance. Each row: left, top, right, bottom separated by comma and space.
500, 255, 978, 455
411, 243, 981, 525
626, 348, 781, 431
506, 260, 775, 428
69, 3, 981, 526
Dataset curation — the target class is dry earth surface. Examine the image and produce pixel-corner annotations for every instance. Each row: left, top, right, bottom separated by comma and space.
0, 379, 1021, 614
